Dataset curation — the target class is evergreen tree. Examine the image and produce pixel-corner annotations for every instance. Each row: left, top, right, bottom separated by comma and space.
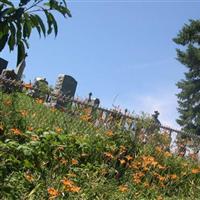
174, 19, 200, 135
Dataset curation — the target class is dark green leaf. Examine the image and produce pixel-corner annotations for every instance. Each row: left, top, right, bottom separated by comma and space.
20, 0, 31, 6
23, 14, 32, 38
22, 38, 29, 48
0, 22, 9, 37
0, 4, 4, 11
46, 0, 71, 17
0, 7, 15, 20
8, 23, 16, 51
34, 14, 46, 37
48, 12, 58, 36
30, 14, 41, 37
17, 40, 25, 65
1, 0, 14, 7
0, 33, 8, 51
44, 10, 53, 35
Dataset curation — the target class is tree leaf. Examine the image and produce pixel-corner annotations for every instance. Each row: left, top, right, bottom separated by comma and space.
34, 14, 46, 37
1, 0, 14, 7
0, 7, 15, 20
44, 10, 53, 35
20, 0, 31, 6
46, 0, 71, 17
0, 33, 8, 51
23, 14, 32, 38
22, 38, 29, 49
8, 22, 16, 51
48, 12, 58, 36
0, 22, 9, 37
17, 40, 25, 65
30, 14, 41, 37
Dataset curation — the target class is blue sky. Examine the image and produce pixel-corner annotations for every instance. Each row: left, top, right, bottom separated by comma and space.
1, 0, 200, 128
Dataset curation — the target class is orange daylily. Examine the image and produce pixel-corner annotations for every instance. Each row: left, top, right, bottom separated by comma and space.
24, 83, 32, 89
36, 99, 43, 104
11, 128, 21, 135
61, 178, 81, 193
143, 181, 150, 188
71, 159, 78, 165
157, 164, 166, 170
125, 155, 133, 161
60, 159, 67, 165
105, 130, 113, 137
119, 145, 126, 152
27, 126, 33, 131
133, 172, 145, 184
191, 168, 200, 174
164, 151, 172, 158
31, 135, 40, 141
104, 152, 114, 159
24, 173, 34, 182
80, 114, 91, 121
155, 146, 162, 153
66, 186, 81, 193
19, 110, 28, 117
157, 175, 165, 182
169, 174, 178, 180
55, 127, 63, 133
47, 187, 59, 198
157, 195, 163, 200
3, 99, 12, 106
119, 159, 126, 165
61, 179, 74, 187
119, 185, 128, 192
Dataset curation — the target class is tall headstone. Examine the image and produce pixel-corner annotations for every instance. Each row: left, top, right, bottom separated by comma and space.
0, 58, 8, 74
54, 74, 77, 98
1, 69, 17, 80
15, 59, 26, 80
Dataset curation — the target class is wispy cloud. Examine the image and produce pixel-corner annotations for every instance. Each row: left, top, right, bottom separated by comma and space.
112, 91, 180, 129
134, 94, 180, 128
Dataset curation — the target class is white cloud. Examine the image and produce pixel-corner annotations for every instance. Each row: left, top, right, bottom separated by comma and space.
111, 91, 180, 130
102, 89, 181, 130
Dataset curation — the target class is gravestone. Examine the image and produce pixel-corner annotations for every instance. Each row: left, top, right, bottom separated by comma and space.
1, 69, 18, 80
0, 69, 19, 93
54, 74, 77, 99
15, 59, 26, 80
86, 93, 100, 108
0, 58, 8, 74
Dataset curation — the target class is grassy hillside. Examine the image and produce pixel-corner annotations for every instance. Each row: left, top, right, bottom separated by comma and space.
0, 91, 200, 200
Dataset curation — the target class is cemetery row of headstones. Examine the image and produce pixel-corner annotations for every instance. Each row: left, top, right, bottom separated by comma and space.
0, 57, 101, 108
1, 57, 200, 160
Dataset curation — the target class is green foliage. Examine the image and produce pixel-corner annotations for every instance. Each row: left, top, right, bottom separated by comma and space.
0, 91, 200, 199
174, 19, 200, 135
36, 80, 51, 99
0, 0, 71, 65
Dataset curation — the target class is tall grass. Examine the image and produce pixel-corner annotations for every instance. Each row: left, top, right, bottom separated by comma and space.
0, 91, 200, 199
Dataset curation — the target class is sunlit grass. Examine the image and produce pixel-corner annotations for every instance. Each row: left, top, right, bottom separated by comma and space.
0, 91, 200, 199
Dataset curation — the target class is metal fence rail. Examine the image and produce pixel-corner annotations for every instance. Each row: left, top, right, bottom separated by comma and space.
0, 76, 200, 157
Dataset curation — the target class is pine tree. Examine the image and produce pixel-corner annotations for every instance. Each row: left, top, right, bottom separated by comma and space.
174, 19, 200, 135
